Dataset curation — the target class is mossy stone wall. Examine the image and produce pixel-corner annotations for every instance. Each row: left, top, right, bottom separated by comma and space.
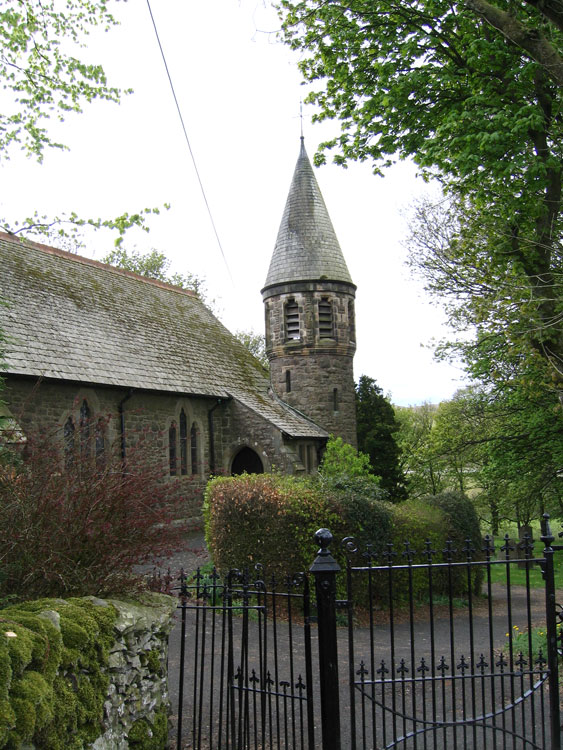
0, 592, 176, 750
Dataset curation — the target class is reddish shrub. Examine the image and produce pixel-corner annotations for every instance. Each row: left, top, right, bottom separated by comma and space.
0, 419, 183, 600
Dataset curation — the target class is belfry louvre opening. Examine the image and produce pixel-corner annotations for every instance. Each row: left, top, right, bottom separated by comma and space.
318, 298, 333, 338
285, 299, 300, 340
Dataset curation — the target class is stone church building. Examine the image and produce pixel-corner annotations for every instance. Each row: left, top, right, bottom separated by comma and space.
0, 139, 357, 521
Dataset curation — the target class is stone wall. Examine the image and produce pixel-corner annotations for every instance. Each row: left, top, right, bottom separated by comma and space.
92, 594, 177, 750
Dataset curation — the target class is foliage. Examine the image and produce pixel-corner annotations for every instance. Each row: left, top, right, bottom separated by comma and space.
278, 0, 563, 398
355, 375, 406, 500
204, 474, 485, 607
204, 473, 342, 581
424, 490, 483, 548
128, 705, 168, 750
0, 0, 124, 162
398, 385, 563, 530
0, 3, 166, 251
390, 500, 454, 601
0, 421, 183, 600
3, 208, 167, 253
318, 435, 373, 479
314, 473, 392, 548
406, 198, 562, 406
504, 621, 563, 667
0, 597, 117, 749
233, 329, 269, 370
395, 402, 445, 498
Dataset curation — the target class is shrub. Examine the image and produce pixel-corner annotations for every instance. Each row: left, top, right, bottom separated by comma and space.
204, 473, 394, 606
389, 500, 452, 602
205, 475, 484, 608
204, 473, 342, 582
0, 422, 183, 601
423, 490, 484, 593
318, 436, 374, 479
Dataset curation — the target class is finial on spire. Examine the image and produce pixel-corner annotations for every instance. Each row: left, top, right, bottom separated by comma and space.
299, 99, 304, 141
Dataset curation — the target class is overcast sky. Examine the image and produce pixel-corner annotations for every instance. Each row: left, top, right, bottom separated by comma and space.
0, 0, 468, 406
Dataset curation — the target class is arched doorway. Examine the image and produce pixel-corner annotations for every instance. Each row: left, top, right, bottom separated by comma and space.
231, 446, 264, 475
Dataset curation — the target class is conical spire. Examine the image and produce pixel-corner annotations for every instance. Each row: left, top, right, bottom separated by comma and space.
263, 139, 353, 290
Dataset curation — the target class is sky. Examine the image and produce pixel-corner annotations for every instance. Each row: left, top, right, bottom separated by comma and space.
0, 0, 469, 406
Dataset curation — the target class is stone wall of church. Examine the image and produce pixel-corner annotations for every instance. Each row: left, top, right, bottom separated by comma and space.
2, 377, 320, 523
3, 377, 210, 524
220, 399, 311, 476
269, 353, 357, 447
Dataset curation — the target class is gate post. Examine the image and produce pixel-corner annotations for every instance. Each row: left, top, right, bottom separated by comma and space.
310, 528, 342, 750
541, 514, 562, 750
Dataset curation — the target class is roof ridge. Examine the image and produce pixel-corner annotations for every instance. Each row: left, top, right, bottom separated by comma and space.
0, 231, 198, 298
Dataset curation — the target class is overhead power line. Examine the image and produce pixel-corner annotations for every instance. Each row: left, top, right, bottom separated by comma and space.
145, 0, 233, 282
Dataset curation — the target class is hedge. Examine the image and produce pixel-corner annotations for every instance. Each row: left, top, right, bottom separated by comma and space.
204, 475, 484, 605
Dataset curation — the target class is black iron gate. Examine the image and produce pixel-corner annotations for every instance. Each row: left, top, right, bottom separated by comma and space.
342, 515, 562, 749
173, 565, 316, 749
172, 515, 562, 749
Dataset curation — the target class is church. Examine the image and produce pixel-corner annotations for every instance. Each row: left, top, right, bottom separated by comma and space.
0, 140, 357, 522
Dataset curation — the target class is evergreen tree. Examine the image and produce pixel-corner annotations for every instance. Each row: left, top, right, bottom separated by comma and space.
356, 376, 407, 500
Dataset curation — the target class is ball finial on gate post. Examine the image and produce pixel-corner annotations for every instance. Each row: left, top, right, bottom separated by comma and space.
315, 528, 333, 555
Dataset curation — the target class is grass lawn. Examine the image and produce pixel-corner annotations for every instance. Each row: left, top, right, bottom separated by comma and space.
483, 520, 563, 589
486, 554, 563, 589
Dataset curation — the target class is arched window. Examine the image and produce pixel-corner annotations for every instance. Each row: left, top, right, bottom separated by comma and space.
348, 299, 356, 342
179, 409, 188, 475
79, 399, 91, 460
319, 297, 333, 338
95, 417, 106, 469
169, 421, 177, 476
64, 416, 75, 469
284, 299, 300, 340
190, 423, 198, 476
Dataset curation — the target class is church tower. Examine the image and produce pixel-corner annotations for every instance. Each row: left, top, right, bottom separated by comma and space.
262, 138, 357, 446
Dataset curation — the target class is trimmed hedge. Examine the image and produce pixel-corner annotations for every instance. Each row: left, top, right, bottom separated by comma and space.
204, 475, 484, 605
204, 474, 342, 582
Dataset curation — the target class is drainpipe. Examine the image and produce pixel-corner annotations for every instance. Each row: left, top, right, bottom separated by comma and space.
207, 398, 223, 475
118, 388, 134, 466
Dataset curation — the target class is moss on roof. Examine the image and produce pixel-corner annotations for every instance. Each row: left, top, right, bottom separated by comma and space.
0, 233, 327, 439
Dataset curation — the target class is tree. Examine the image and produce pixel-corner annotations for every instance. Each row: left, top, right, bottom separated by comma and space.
399, 385, 563, 530
279, 0, 563, 397
318, 435, 373, 478
102, 247, 214, 305
395, 402, 446, 498
355, 375, 406, 499
0, 1, 123, 162
0, 2, 167, 248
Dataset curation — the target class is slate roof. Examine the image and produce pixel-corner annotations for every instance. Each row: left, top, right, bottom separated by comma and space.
0, 233, 328, 439
263, 138, 354, 290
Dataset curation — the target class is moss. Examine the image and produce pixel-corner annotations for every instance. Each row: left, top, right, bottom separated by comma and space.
128, 705, 168, 750
145, 649, 163, 676
0, 598, 118, 750
0, 701, 15, 747
2, 613, 62, 682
